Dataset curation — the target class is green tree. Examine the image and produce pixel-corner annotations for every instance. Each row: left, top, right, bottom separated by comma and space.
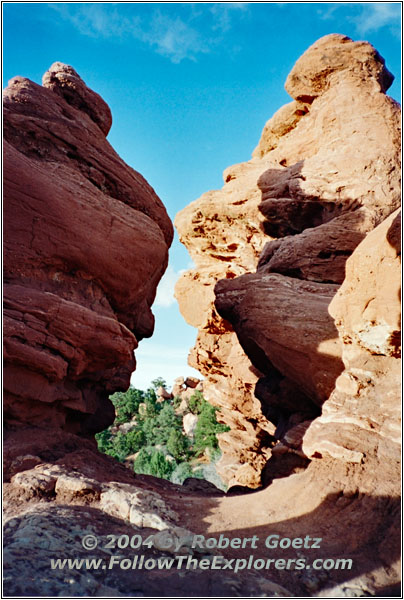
193, 402, 229, 457
111, 387, 144, 424
171, 462, 193, 485
112, 431, 131, 461
141, 415, 160, 445
142, 388, 160, 419
149, 450, 175, 479
150, 377, 167, 390
96, 383, 228, 490
133, 448, 175, 480
188, 391, 204, 415
167, 428, 189, 461
154, 404, 182, 445
125, 428, 146, 454
133, 448, 153, 475
95, 428, 113, 454
172, 395, 182, 409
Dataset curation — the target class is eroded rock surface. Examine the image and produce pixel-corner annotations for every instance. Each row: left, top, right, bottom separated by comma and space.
301, 209, 401, 465
4, 63, 173, 434
176, 34, 401, 488
3, 427, 292, 598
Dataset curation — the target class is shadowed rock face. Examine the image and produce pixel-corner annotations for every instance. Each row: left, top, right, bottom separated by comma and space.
4, 63, 173, 435
175, 34, 401, 487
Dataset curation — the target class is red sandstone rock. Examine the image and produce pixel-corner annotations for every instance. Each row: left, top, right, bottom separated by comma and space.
3, 64, 173, 434
284, 34, 394, 101
215, 274, 343, 405
302, 209, 401, 463
175, 34, 400, 487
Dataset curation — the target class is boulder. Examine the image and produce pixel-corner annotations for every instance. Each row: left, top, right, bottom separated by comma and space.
3, 64, 173, 434
183, 413, 198, 437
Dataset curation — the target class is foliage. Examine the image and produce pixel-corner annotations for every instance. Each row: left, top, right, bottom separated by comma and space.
110, 387, 144, 424
95, 379, 228, 490
167, 428, 189, 461
193, 402, 230, 457
170, 462, 194, 485
95, 429, 112, 454
187, 391, 204, 415
172, 395, 182, 409
134, 448, 175, 479
125, 428, 146, 454
95, 429, 130, 462
150, 377, 167, 390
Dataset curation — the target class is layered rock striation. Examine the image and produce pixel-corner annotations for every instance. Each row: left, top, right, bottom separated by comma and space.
176, 34, 401, 487
4, 63, 173, 434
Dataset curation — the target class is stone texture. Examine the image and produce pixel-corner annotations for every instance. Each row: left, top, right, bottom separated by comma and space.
284, 34, 394, 101
183, 413, 198, 437
3, 63, 173, 434
215, 274, 343, 405
302, 209, 401, 464
3, 427, 293, 598
174, 158, 276, 488
175, 34, 400, 487
330, 209, 401, 360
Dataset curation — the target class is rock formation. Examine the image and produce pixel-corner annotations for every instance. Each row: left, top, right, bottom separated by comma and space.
175, 34, 401, 488
4, 63, 173, 435
4, 66, 289, 597
155, 375, 204, 405
3, 36, 401, 598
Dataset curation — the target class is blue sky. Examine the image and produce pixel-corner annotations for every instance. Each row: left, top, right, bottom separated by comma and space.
3, 2, 401, 390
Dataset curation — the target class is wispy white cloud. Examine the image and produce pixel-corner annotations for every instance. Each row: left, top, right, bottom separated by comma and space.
317, 5, 339, 21
210, 3, 249, 33
316, 2, 401, 37
154, 265, 185, 308
136, 11, 209, 63
51, 4, 136, 38
352, 3, 401, 35
50, 3, 249, 63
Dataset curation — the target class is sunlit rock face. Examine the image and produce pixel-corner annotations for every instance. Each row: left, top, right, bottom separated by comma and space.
4, 62, 173, 435
175, 34, 401, 487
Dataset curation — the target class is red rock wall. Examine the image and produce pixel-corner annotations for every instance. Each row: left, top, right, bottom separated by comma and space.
4, 63, 173, 434
175, 34, 401, 487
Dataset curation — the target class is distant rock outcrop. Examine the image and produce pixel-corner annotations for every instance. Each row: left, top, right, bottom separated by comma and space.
175, 34, 401, 487
4, 63, 173, 435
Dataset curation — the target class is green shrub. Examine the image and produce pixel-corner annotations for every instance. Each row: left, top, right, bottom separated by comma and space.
110, 387, 144, 424
106, 431, 130, 462
167, 428, 189, 461
170, 462, 193, 485
95, 428, 113, 454
187, 391, 204, 415
133, 448, 175, 480
172, 395, 182, 409
193, 402, 229, 457
150, 377, 167, 390
125, 428, 146, 454
96, 380, 228, 490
